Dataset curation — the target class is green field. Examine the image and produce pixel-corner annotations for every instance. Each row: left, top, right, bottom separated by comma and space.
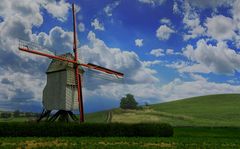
86, 94, 240, 126
0, 127, 240, 148
1, 94, 240, 148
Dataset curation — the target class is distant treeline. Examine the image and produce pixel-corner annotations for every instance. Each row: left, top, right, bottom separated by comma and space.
0, 110, 39, 118
0, 122, 173, 137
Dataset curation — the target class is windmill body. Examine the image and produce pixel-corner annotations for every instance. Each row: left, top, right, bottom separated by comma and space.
43, 53, 84, 111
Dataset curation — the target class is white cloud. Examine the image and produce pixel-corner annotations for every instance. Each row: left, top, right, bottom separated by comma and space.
0, 68, 45, 101
150, 48, 165, 57
205, 15, 237, 41
31, 26, 73, 55
80, 31, 159, 85
182, 2, 205, 40
179, 64, 211, 74
78, 22, 85, 32
42, 0, 71, 22
160, 78, 240, 101
232, 0, 240, 27
135, 39, 143, 47
0, 0, 43, 28
156, 25, 175, 40
166, 49, 174, 55
86, 75, 240, 104
186, 0, 232, 9
138, 0, 166, 6
182, 39, 240, 74
104, 1, 120, 17
160, 18, 171, 25
173, 1, 180, 14
91, 18, 105, 31
143, 60, 161, 67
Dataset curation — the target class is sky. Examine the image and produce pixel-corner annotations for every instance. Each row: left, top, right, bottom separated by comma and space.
0, 0, 240, 113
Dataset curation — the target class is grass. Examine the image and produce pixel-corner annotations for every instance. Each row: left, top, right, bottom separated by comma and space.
87, 94, 240, 126
85, 110, 110, 123
1, 94, 240, 148
0, 127, 240, 148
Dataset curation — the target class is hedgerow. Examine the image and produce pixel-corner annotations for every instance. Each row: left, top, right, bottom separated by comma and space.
0, 122, 173, 137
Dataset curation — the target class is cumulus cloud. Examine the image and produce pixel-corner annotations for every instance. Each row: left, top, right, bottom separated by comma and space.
91, 18, 105, 31
138, 0, 166, 6
205, 15, 237, 41
78, 22, 85, 32
166, 49, 174, 55
182, 2, 205, 40
232, 0, 240, 27
156, 25, 175, 40
182, 39, 240, 75
160, 77, 240, 101
160, 18, 171, 25
150, 48, 165, 57
32, 26, 73, 55
135, 39, 143, 47
0, 68, 45, 101
143, 60, 161, 67
166, 61, 211, 74
186, 0, 232, 9
173, 1, 180, 14
42, 0, 71, 22
104, 1, 120, 17
86, 75, 240, 104
80, 31, 159, 85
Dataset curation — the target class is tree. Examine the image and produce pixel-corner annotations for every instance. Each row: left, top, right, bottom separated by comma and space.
120, 94, 138, 109
1, 112, 11, 118
13, 110, 20, 117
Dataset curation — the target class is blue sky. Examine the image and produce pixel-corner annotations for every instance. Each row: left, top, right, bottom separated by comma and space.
0, 0, 240, 113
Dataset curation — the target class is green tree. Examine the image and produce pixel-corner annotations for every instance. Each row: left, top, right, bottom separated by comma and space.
120, 94, 138, 109
1, 112, 11, 118
13, 110, 20, 117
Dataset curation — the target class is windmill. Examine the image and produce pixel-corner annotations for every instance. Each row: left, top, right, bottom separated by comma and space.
18, 4, 124, 123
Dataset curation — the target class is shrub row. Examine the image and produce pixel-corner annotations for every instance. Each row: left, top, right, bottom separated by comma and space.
0, 122, 173, 137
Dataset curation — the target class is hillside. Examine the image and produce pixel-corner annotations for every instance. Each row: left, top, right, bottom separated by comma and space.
85, 94, 240, 126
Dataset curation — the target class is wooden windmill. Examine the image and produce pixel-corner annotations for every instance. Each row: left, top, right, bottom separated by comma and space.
18, 4, 124, 123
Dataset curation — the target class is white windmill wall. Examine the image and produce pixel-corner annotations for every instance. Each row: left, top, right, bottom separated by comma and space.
65, 68, 79, 110
42, 53, 84, 111
43, 71, 67, 110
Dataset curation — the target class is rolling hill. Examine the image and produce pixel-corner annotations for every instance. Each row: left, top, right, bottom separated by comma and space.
85, 94, 240, 126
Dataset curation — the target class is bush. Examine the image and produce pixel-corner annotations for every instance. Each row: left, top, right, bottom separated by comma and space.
13, 110, 20, 117
0, 112, 11, 118
0, 122, 173, 137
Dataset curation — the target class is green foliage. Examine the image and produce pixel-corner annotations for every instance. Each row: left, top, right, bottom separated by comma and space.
0, 122, 173, 137
13, 110, 20, 117
0, 127, 240, 148
120, 94, 138, 109
145, 102, 149, 106
0, 112, 11, 118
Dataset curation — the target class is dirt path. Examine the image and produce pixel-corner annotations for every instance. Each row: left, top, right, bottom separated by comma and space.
106, 112, 112, 123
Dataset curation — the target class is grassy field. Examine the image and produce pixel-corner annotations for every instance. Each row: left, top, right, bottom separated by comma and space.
85, 94, 240, 126
1, 94, 240, 148
1, 94, 240, 126
0, 127, 240, 148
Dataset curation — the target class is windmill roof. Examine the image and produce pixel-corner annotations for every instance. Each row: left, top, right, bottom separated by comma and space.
46, 53, 84, 73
